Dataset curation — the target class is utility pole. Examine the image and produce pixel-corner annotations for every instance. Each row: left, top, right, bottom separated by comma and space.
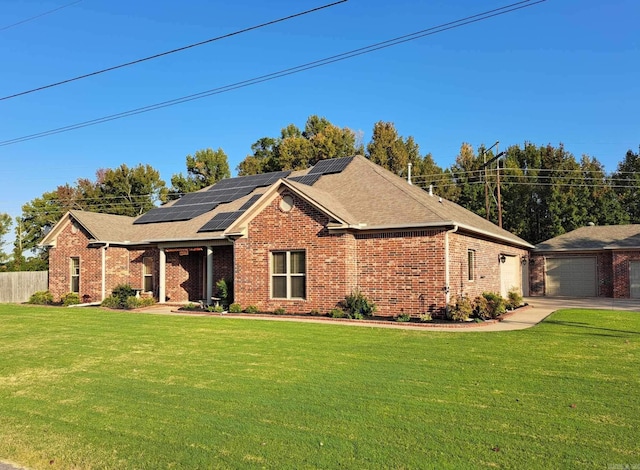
480, 141, 504, 227
481, 141, 499, 221
496, 142, 503, 228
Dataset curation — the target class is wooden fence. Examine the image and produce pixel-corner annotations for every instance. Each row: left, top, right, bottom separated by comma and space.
0, 271, 48, 303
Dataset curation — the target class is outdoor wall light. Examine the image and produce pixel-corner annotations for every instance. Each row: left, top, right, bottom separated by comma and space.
529, 258, 536, 265
521, 256, 528, 265
499, 254, 506, 264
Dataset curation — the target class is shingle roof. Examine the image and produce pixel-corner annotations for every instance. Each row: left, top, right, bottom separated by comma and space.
535, 224, 640, 251
43, 155, 533, 248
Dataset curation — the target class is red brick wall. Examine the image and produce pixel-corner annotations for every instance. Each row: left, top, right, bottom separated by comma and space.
234, 192, 356, 314
612, 251, 640, 298
355, 230, 446, 316
233, 193, 528, 317
48, 220, 103, 302
449, 231, 528, 300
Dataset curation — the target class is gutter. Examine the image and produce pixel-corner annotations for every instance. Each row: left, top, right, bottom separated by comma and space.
444, 225, 459, 306
329, 221, 533, 249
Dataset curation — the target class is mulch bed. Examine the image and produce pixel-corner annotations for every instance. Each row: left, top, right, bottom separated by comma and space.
170, 304, 531, 328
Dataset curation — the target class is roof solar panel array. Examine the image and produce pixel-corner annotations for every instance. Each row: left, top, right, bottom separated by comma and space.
198, 211, 245, 232
134, 170, 290, 225
133, 159, 353, 226
308, 156, 353, 175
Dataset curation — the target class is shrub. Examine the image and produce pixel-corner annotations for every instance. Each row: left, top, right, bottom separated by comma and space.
216, 278, 234, 307
111, 284, 136, 308
209, 305, 224, 313
100, 296, 120, 308
182, 303, 200, 311
343, 289, 376, 318
125, 296, 155, 309
396, 313, 411, 322
61, 292, 81, 307
309, 308, 320, 316
474, 295, 490, 319
28, 290, 54, 305
507, 288, 523, 310
228, 303, 242, 313
330, 308, 346, 318
419, 312, 432, 322
273, 307, 286, 315
245, 305, 259, 314
448, 295, 473, 322
476, 292, 506, 319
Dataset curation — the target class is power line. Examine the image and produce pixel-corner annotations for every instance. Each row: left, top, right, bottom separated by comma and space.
0, 0, 348, 102
0, 0, 83, 32
0, 0, 546, 147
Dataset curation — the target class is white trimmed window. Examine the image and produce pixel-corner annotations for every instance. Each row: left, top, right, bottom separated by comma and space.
143, 257, 154, 293
468, 250, 476, 281
271, 251, 306, 299
70, 257, 80, 293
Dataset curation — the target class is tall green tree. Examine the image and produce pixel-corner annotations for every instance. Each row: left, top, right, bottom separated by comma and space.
168, 148, 231, 200
613, 149, 640, 223
237, 115, 359, 175
98, 164, 166, 216
0, 213, 12, 264
366, 121, 420, 177
450, 143, 487, 219
18, 163, 166, 253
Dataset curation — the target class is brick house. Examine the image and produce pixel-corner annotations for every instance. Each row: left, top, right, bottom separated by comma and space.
41, 156, 532, 316
530, 224, 640, 298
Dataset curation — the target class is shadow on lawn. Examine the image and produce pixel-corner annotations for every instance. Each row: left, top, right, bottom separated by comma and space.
544, 319, 640, 337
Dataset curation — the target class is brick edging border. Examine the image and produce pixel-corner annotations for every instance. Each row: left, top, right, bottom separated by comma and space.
162, 304, 533, 329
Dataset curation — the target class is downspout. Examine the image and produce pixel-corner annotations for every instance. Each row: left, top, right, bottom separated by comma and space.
101, 243, 110, 301
444, 225, 459, 306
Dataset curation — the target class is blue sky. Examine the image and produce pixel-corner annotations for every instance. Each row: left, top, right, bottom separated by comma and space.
1, 0, 638, 229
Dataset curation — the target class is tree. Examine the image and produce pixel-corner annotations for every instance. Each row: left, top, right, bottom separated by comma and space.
366, 121, 421, 177
450, 143, 487, 219
17, 163, 166, 253
0, 213, 12, 264
237, 115, 359, 174
98, 164, 166, 216
168, 148, 231, 200
613, 149, 640, 223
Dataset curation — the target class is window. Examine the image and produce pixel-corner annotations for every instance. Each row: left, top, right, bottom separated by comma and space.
272, 251, 306, 299
467, 250, 475, 281
143, 257, 154, 293
70, 257, 80, 293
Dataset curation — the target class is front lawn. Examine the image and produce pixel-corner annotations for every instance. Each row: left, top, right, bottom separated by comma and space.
0, 305, 638, 469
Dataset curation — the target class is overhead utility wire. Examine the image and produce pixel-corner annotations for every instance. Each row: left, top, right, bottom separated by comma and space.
0, 0, 545, 147
0, 0, 83, 32
0, 0, 348, 101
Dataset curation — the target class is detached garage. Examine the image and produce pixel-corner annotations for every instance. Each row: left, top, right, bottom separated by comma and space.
530, 224, 640, 299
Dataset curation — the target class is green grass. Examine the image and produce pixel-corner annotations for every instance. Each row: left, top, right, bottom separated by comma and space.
0, 305, 638, 469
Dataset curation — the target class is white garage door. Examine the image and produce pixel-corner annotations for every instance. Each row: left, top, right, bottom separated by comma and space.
546, 257, 596, 297
500, 255, 520, 298
630, 261, 640, 298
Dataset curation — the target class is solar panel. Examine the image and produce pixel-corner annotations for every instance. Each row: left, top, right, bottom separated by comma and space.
134, 203, 216, 224
135, 170, 294, 225
198, 211, 245, 232
239, 194, 263, 211
309, 157, 354, 175
207, 171, 291, 192
288, 174, 321, 186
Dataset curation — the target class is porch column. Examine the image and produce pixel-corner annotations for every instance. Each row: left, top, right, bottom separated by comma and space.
159, 248, 166, 303
206, 246, 214, 305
